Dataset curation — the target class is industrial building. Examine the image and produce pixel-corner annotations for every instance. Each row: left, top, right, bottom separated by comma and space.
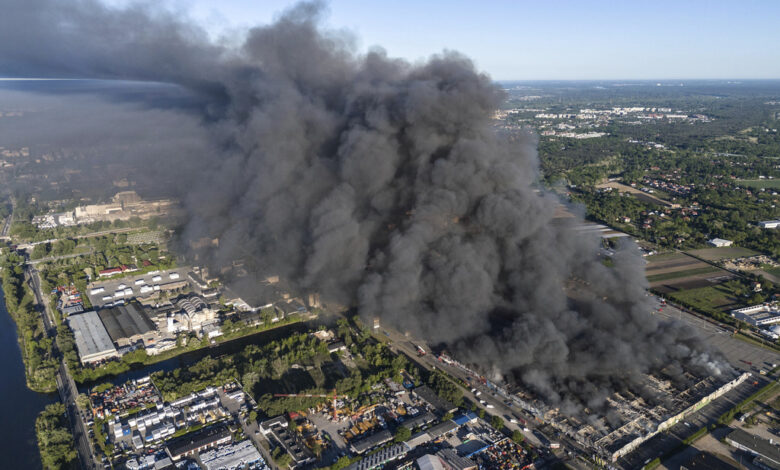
412, 386, 459, 416
345, 443, 410, 470
98, 302, 158, 347
350, 430, 393, 455
260, 416, 315, 466
725, 428, 780, 468
544, 372, 750, 462
708, 238, 734, 247
199, 440, 263, 470
165, 424, 232, 461
759, 220, 780, 229
732, 304, 780, 327
67, 310, 119, 364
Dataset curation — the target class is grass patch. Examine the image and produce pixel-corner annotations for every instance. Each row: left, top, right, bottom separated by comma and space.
764, 266, 780, 278
646, 266, 719, 283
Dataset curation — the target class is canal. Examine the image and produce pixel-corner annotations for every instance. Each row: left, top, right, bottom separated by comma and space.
78, 319, 315, 390
0, 286, 57, 469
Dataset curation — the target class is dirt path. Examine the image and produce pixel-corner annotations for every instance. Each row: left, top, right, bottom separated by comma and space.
596, 181, 675, 207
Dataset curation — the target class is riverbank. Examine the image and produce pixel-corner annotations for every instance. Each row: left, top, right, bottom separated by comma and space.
0, 285, 57, 469
0, 257, 58, 393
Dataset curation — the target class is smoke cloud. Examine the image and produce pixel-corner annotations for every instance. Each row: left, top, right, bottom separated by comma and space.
0, 0, 725, 414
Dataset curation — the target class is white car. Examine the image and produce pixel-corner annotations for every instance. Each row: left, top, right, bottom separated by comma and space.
169, 272, 180, 280
102, 295, 113, 301
117, 283, 127, 290
90, 287, 105, 295
123, 288, 133, 296
486, 404, 494, 409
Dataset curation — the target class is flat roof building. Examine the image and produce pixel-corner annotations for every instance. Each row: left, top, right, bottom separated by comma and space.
165, 424, 231, 461
759, 220, 780, 229
200, 440, 262, 470
98, 303, 157, 347
413, 386, 459, 416
350, 430, 393, 455
709, 238, 733, 247
732, 304, 780, 326
67, 311, 119, 364
346, 443, 410, 470
726, 429, 780, 467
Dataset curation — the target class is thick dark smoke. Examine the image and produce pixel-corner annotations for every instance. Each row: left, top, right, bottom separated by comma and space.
0, 0, 726, 414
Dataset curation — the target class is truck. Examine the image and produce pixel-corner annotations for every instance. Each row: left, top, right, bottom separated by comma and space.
90, 287, 105, 295
152, 275, 162, 282
134, 279, 145, 285
415, 345, 426, 356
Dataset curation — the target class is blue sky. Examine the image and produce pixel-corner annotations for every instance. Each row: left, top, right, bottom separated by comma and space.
116, 0, 780, 81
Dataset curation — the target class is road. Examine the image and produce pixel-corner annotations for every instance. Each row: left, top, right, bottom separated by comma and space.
0, 198, 14, 239
25, 257, 100, 470
58, 362, 100, 470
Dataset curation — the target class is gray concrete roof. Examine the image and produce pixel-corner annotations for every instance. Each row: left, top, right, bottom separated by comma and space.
68, 310, 117, 361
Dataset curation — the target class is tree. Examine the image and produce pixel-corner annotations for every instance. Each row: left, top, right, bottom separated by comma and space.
490, 415, 504, 431
511, 430, 525, 444
394, 426, 411, 443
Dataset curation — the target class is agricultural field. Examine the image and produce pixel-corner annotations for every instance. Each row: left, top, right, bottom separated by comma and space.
685, 246, 760, 262
667, 284, 744, 315
645, 251, 735, 292
736, 179, 780, 190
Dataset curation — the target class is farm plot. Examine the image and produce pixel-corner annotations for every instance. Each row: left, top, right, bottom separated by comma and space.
645, 251, 735, 293
685, 246, 760, 262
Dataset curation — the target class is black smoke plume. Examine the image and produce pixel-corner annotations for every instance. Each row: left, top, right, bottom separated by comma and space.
0, 0, 726, 414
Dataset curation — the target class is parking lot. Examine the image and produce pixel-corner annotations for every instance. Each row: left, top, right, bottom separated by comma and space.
86, 267, 190, 308
656, 302, 780, 373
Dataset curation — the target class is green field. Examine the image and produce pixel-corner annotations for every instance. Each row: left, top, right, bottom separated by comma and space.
685, 246, 759, 261
668, 284, 742, 314
644, 252, 688, 262
736, 179, 780, 190
646, 266, 720, 283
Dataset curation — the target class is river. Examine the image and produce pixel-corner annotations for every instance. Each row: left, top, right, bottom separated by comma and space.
0, 286, 57, 469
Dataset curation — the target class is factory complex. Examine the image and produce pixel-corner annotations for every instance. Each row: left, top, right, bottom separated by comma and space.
544, 371, 751, 462
67, 266, 316, 365
732, 303, 780, 327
